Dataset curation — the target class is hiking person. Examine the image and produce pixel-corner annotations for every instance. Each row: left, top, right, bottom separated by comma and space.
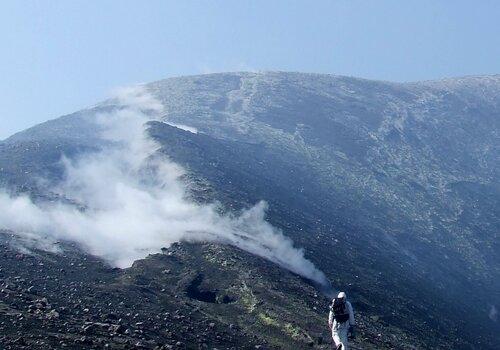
328, 291, 355, 350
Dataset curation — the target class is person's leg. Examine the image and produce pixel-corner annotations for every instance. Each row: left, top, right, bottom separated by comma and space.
332, 329, 342, 349
339, 323, 349, 350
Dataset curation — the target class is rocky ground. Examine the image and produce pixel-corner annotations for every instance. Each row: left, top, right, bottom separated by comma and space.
0, 230, 428, 349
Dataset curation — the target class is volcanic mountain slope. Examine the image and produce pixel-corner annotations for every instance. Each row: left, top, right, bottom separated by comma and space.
0, 72, 499, 349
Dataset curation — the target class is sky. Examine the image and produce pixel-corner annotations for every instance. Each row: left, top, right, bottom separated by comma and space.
1, 0, 500, 140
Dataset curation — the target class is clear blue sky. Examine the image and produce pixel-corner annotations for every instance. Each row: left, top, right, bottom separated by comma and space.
1, 0, 500, 140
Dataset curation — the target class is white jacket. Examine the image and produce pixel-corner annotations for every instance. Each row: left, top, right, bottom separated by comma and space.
328, 300, 355, 327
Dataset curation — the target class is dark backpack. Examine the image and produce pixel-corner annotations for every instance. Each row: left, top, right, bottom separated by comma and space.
330, 298, 350, 323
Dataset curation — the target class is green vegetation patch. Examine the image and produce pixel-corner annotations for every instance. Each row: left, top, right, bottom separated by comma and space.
258, 312, 280, 327
240, 281, 258, 313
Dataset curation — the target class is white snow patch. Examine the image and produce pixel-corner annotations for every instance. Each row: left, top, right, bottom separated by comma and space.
164, 122, 198, 134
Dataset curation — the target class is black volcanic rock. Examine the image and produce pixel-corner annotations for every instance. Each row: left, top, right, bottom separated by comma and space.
0, 231, 427, 349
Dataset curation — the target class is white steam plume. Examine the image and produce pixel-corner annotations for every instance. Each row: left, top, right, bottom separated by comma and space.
0, 86, 329, 286
489, 305, 498, 322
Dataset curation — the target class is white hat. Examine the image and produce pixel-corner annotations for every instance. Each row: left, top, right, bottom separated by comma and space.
337, 291, 346, 299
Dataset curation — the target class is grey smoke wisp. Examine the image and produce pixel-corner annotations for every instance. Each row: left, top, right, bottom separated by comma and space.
0, 86, 329, 287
